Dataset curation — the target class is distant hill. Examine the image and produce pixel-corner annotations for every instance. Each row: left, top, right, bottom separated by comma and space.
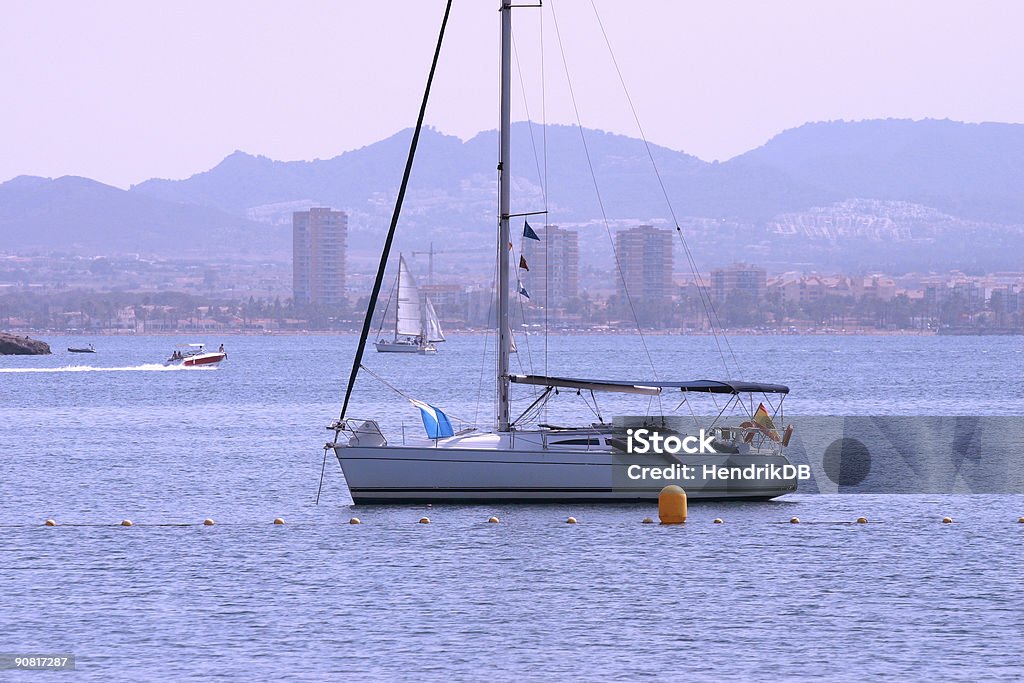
731, 119, 1024, 224
4, 119, 1024, 272
0, 175, 287, 258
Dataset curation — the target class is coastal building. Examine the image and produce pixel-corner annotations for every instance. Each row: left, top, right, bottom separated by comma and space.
710, 263, 767, 303
293, 208, 348, 307
521, 225, 579, 309
421, 283, 468, 327
613, 225, 674, 306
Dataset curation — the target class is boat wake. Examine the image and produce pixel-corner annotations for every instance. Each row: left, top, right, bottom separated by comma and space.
0, 363, 217, 373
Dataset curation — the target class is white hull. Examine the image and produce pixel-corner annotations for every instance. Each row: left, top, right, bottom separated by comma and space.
164, 351, 226, 367
374, 340, 437, 354
333, 430, 797, 503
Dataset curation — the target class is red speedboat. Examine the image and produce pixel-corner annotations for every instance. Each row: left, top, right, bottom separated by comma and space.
165, 343, 227, 367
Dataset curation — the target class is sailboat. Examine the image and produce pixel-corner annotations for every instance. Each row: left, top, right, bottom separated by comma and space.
374, 254, 445, 355
328, 2, 798, 502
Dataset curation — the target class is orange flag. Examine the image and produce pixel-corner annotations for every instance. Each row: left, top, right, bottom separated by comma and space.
519, 255, 529, 271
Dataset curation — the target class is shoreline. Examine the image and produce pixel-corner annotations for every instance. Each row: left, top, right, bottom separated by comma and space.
0, 328, 949, 337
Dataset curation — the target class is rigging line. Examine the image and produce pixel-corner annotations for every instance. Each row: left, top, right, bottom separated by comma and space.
315, 445, 329, 505
375, 270, 397, 339
587, 0, 740, 379
359, 364, 474, 427
589, 390, 604, 424
512, 385, 553, 427
548, 0, 661, 396
508, 240, 536, 376
510, 30, 544, 383
475, 259, 500, 426
674, 392, 703, 431
680, 234, 739, 377
474, 318, 492, 427
706, 395, 734, 429
577, 390, 601, 421
511, 33, 548, 209
337, 0, 454, 423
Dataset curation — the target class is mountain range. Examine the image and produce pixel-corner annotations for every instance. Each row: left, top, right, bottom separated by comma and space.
3, 118, 1023, 273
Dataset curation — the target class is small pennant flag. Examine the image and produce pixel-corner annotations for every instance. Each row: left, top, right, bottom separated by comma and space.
523, 221, 540, 241
518, 284, 531, 299
519, 255, 529, 271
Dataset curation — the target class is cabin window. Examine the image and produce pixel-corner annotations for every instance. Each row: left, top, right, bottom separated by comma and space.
550, 438, 601, 446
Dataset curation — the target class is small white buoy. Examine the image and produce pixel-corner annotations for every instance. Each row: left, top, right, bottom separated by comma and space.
942, 517, 953, 524
419, 517, 430, 524
44, 519, 57, 527
856, 517, 868, 524
273, 517, 285, 525
487, 516, 500, 523
203, 518, 215, 526
120, 519, 133, 527
349, 517, 361, 525
790, 517, 800, 524
713, 518, 724, 524
566, 517, 577, 524
641, 517, 654, 524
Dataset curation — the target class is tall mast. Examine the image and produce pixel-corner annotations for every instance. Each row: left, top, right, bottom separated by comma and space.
496, 0, 512, 432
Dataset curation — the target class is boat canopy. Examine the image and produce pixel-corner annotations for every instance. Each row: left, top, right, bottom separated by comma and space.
510, 375, 789, 396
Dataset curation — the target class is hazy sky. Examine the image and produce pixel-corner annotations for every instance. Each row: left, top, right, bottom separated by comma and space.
2, 0, 1022, 189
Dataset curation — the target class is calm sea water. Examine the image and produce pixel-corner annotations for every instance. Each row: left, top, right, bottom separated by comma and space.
2, 334, 1023, 680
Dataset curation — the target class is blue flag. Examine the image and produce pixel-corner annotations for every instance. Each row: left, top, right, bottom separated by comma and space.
410, 399, 455, 439
523, 221, 540, 241
518, 284, 530, 299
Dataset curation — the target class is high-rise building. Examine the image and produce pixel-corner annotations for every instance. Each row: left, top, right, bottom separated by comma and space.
521, 225, 579, 309
293, 208, 347, 307
614, 225, 674, 306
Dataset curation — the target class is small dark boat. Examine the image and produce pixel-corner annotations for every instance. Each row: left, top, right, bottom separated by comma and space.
68, 345, 96, 353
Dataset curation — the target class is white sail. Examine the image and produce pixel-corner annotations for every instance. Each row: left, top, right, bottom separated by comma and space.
424, 296, 445, 343
396, 255, 422, 337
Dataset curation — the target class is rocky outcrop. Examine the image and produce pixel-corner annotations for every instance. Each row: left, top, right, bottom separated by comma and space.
0, 332, 51, 355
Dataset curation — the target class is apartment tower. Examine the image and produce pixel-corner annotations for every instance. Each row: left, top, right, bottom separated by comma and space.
293, 207, 348, 307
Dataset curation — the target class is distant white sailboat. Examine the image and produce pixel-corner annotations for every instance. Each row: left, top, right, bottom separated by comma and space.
375, 254, 445, 355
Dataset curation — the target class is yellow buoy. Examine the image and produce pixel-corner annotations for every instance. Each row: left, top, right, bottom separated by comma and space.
566, 516, 577, 524
658, 485, 687, 525
1018, 517, 1024, 524
487, 516, 500, 523
856, 517, 868, 524
713, 518, 724, 524
44, 519, 57, 527
349, 517, 361, 525
790, 517, 800, 524
273, 517, 285, 525
120, 519, 133, 527
942, 517, 953, 524
641, 517, 654, 524
419, 517, 430, 524
203, 518, 215, 526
